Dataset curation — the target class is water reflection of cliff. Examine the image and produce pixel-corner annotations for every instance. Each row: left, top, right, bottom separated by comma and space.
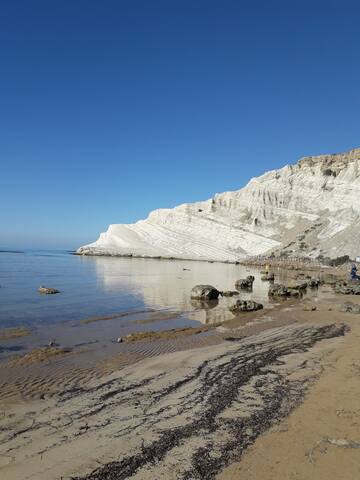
90, 257, 271, 324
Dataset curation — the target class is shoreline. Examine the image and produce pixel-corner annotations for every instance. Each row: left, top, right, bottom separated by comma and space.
0, 281, 339, 404
74, 250, 327, 267
1, 264, 358, 479
73, 250, 356, 276
73, 250, 243, 264
0, 270, 347, 402
0, 300, 297, 403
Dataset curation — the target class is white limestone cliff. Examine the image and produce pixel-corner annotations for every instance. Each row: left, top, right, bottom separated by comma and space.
77, 148, 360, 261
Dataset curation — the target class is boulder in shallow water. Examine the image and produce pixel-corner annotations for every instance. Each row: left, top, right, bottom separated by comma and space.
190, 285, 220, 300
229, 300, 263, 313
38, 286, 60, 294
268, 283, 288, 297
235, 275, 255, 290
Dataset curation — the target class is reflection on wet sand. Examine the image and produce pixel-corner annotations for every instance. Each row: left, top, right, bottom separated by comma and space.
91, 256, 273, 324
0, 253, 341, 415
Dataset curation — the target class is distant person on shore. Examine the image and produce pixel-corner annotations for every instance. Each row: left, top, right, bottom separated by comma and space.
350, 264, 360, 280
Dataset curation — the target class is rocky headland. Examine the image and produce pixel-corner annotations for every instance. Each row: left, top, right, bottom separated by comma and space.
77, 148, 360, 262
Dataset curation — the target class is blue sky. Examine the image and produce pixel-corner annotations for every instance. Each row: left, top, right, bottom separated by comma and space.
1, 0, 360, 249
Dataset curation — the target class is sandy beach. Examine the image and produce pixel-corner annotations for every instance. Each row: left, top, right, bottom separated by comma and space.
3, 3, 360, 478
1, 266, 360, 479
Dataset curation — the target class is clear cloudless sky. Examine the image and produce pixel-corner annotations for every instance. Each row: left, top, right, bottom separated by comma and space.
1, 0, 360, 249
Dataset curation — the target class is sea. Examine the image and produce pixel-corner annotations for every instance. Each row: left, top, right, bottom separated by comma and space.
0, 249, 284, 365
0, 249, 273, 329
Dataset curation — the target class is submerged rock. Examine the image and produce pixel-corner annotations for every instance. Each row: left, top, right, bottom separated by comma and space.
235, 275, 255, 290
229, 300, 263, 313
38, 286, 60, 294
261, 272, 275, 281
190, 285, 220, 300
190, 298, 219, 309
221, 290, 240, 297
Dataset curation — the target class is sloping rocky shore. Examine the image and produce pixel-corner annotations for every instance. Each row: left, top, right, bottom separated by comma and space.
78, 148, 360, 261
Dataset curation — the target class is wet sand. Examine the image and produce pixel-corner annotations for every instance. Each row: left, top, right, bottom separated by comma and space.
0, 289, 328, 403
0, 321, 347, 480
1, 267, 358, 479
0, 262, 300, 402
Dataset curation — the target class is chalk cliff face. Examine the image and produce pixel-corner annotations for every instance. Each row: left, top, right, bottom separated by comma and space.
78, 148, 360, 261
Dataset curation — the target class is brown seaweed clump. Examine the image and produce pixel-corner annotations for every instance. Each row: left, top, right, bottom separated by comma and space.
0, 327, 31, 341
10, 347, 72, 366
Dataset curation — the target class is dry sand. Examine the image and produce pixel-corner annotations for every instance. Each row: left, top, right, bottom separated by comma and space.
218, 305, 360, 480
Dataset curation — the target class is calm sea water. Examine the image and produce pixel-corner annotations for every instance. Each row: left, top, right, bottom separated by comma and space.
0, 250, 272, 329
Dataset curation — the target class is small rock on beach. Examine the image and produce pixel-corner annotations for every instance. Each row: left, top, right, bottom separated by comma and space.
230, 299, 263, 313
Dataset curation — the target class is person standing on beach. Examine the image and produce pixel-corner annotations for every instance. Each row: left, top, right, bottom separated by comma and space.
350, 264, 360, 280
